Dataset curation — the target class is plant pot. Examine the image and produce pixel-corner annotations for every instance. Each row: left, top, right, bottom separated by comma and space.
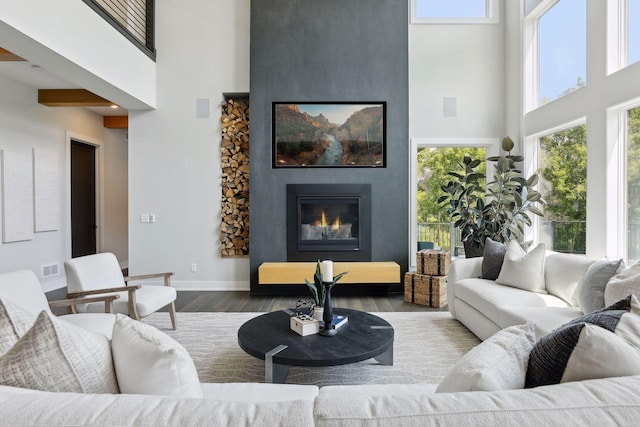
313, 307, 324, 322
463, 241, 485, 258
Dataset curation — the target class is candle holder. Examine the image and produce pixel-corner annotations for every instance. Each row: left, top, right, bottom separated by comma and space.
318, 280, 337, 336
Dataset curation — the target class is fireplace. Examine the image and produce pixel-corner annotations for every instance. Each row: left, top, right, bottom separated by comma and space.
287, 184, 371, 262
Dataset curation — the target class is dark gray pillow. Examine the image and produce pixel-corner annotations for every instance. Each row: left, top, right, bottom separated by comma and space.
578, 259, 624, 314
481, 238, 507, 280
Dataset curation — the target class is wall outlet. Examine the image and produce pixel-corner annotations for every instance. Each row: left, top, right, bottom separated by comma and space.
140, 213, 150, 223
190, 263, 197, 273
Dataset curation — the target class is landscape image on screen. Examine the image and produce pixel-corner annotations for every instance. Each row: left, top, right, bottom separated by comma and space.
273, 103, 385, 167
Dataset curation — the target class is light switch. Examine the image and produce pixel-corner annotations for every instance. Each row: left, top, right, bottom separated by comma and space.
149, 214, 156, 223
140, 214, 150, 223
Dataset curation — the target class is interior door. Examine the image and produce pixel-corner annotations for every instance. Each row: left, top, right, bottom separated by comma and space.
71, 140, 97, 257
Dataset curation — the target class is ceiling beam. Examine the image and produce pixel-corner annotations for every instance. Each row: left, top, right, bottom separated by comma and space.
103, 116, 128, 129
38, 89, 115, 107
0, 47, 25, 61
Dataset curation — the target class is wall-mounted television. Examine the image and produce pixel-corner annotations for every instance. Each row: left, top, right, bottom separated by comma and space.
272, 102, 386, 168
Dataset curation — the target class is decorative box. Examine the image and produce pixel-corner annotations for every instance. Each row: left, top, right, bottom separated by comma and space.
290, 316, 320, 336
416, 249, 451, 276
404, 272, 448, 308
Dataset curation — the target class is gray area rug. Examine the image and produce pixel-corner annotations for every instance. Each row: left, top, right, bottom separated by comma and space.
143, 311, 480, 386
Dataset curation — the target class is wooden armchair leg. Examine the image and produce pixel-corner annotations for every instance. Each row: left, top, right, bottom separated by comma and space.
169, 302, 177, 330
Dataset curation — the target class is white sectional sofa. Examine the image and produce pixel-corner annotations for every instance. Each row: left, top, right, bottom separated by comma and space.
1, 376, 640, 425
448, 250, 595, 340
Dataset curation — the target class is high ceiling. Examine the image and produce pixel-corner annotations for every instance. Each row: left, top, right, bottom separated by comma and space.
0, 48, 128, 117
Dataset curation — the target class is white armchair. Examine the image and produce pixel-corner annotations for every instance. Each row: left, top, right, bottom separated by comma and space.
0, 270, 117, 338
64, 253, 177, 329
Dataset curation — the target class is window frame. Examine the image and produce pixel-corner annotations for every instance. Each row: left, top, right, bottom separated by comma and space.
410, 0, 499, 24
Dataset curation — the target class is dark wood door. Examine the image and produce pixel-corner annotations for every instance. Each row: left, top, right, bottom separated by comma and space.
71, 140, 97, 257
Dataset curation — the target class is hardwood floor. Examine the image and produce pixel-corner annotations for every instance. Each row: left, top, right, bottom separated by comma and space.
46, 288, 445, 313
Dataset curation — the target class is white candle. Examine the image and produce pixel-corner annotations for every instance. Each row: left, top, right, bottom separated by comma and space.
321, 260, 333, 282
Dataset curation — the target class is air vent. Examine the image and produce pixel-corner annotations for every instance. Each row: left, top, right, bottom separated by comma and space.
42, 263, 59, 278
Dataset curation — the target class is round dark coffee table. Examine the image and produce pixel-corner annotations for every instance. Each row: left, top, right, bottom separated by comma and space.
237, 308, 394, 383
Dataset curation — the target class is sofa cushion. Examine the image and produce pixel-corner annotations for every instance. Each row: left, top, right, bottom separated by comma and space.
499, 306, 583, 338
111, 314, 201, 398
0, 311, 118, 394
605, 261, 640, 306
544, 252, 594, 306
455, 278, 569, 327
578, 259, 624, 313
496, 241, 546, 293
200, 383, 320, 402
526, 296, 640, 388
0, 298, 35, 356
436, 323, 535, 393
481, 238, 507, 280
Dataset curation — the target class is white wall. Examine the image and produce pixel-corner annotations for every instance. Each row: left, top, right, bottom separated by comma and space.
0, 0, 156, 109
409, 11, 506, 139
0, 74, 128, 290
128, 0, 250, 290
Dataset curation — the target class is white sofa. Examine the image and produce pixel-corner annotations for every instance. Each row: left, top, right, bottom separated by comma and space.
448, 251, 594, 340
1, 376, 640, 425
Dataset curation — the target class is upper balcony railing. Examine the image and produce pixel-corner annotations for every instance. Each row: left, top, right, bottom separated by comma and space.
82, 0, 155, 60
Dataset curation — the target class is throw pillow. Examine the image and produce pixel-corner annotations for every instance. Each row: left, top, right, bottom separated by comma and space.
495, 241, 546, 293
526, 295, 640, 388
0, 298, 36, 356
481, 238, 507, 280
0, 311, 119, 393
111, 314, 202, 397
436, 323, 536, 393
605, 261, 640, 306
578, 259, 625, 314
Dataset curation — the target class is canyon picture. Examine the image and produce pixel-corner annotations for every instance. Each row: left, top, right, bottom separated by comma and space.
273, 102, 386, 167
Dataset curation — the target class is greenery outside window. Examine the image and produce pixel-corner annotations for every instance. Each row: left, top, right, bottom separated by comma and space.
411, 0, 499, 24
626, 106, 640, 262
537, 124, 587, 254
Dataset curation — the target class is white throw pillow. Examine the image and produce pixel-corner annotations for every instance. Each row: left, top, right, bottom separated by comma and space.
435, 323, 536, 393
0, 311, 119, 393
605, 261, 640, 306
495, 241, 546, 293
111, 314, 202, 397
0, 298, 36, 356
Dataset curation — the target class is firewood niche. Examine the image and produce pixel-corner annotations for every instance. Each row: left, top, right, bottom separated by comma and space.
220, 98, 250, 257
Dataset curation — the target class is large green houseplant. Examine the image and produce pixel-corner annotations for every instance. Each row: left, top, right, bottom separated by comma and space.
438, 137, 546, 257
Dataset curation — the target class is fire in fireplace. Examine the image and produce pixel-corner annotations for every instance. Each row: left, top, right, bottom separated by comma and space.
287, 184, 371, 262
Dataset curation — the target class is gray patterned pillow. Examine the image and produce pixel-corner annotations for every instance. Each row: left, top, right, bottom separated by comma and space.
0, 298, 36, 356
578, 259, 624, 314
0, 311, 119, 393
481, 238, 507, 280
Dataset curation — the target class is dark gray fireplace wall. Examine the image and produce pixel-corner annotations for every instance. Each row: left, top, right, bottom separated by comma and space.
249, 0, 409, 290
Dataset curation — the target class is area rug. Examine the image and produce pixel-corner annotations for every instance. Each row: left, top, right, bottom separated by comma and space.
143, 311, 480, 386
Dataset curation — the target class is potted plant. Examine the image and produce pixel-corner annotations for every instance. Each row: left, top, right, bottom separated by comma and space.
305, 260, 348, 321
438, 137, 546, 257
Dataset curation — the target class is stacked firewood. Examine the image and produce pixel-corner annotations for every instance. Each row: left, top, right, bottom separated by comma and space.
220, 99, 250, 256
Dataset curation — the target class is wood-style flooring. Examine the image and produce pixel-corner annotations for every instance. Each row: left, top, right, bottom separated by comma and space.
46, 289, 444, 313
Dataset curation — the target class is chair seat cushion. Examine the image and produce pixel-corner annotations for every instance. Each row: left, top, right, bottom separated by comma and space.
82, 286, 177, 318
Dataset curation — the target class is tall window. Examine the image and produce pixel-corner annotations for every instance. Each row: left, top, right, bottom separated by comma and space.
416, 147, 486, 251
411, 0, 498, 24
538, 0, 587, 105
538, 124, 587, 254
627, 106, 640, 262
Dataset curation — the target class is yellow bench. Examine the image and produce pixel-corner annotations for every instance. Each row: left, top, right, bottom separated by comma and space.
258, 261, 400, 285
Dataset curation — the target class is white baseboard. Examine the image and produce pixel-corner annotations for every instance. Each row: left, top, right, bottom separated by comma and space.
41, 277, 68, 293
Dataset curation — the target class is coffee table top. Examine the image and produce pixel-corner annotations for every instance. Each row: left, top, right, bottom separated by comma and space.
237, 308, 394, 367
